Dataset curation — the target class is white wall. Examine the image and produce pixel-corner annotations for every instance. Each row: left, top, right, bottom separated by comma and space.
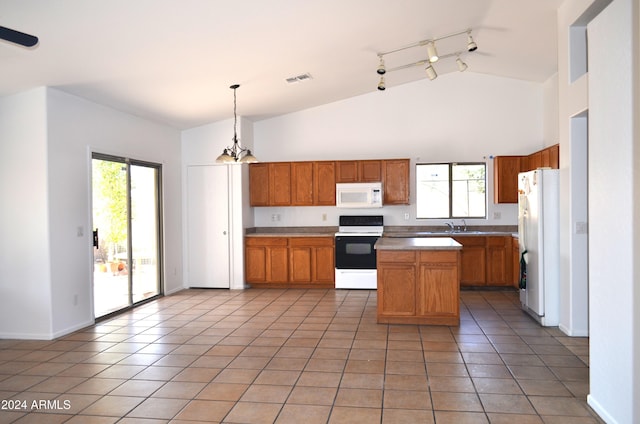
181, 118, 254, 290
557, 0, 603, 339
253, 72, 546, 228
0, 88, 53, 339
0, 88, 182, 339
587, 0, 638, 422
46, 88, 182, 337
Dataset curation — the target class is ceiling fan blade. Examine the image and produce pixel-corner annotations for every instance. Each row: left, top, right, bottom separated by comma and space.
0, 26, 39, 47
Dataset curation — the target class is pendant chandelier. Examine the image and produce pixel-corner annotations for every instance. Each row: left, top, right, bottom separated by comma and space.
215, 84, 258, 163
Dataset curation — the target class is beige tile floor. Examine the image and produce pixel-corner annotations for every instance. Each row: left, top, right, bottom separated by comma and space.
0, 288, 603, 423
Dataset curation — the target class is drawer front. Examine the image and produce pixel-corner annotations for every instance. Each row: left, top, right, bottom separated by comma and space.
419, 250, 459, 264
377, 250, 417, 263
289, 237, 334, 247
245, 237, 288, 247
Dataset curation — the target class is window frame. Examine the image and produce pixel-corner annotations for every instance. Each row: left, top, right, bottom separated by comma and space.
415, 161, 487, 220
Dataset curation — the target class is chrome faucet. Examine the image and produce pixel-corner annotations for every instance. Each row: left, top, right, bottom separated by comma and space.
461, 219, 467, 232
446, 221, 455, 233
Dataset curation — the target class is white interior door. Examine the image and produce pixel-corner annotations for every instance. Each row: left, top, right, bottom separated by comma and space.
187, 165, 230, 288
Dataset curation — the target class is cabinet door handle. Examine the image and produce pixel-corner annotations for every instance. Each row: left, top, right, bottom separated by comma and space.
223, 231, 227, 235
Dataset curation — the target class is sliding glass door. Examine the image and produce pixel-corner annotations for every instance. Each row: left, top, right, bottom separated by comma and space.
92, 154, 162, 318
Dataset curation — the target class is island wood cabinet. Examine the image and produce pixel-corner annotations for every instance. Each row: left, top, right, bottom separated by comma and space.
494, 144, 559, 204
250, 158, 409, 206
245, 236, 334, 288
377, 250, 460, 326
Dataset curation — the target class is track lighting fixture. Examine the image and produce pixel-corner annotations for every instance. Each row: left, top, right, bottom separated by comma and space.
375, 28, 477, 89
377, 56, 386, 75
426, 41, 438, 62
456, 57, 468, 72
216, 84, 258, 164
467, 32, 477, 52
425, 64, 437, 80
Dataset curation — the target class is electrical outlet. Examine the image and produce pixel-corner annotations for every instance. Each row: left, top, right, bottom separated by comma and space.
322, 213, 327, 221
493, 212, 502, 220
404, 213, 410, 220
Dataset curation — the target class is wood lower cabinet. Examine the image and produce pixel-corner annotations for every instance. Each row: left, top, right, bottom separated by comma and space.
245, 236, 334, 288
453, 236, 486, 286
486, 236, 511, 286
245, 237, 288, 283
452, 235, 517, 287
289, 237, 335, 284
377, 249, 460, 326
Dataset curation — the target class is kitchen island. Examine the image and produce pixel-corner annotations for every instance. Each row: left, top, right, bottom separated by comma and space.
375, 237, 462, 326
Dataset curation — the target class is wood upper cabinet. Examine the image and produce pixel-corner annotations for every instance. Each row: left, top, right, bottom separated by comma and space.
377, 249, 459, 325
494, 144, 559, 204
528, 151, 542, 171
291, 162, 313, 206
250, 161, 336, 206
269, 162, 292, 206
313, 161, 336, 205
335, 161, 359, 183
360, 160, 382, 182
493, 156, 524, 204
453, 236, 486, 286
335, 160, 382, 183
382, 159, 410, 205
486, 236, 511, 286
249, 163, 270, 206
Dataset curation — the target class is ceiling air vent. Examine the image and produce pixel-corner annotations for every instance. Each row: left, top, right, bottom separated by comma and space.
285, 73, 313, 84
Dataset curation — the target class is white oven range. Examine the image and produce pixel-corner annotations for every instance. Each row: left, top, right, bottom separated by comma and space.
334, 215, 383, 289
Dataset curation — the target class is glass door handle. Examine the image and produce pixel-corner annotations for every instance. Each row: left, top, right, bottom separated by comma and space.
93, 229, 99, 248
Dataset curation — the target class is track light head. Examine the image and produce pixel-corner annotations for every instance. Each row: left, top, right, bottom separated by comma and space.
426, 41, 439, 62
425, 64, 437, 80
377, 76, 386, 91
456, 57, 468, 72
467, 33, 478, 52
377, 57, 386, 75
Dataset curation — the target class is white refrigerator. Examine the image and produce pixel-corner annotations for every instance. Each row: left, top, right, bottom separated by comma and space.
518, 169, 560, 326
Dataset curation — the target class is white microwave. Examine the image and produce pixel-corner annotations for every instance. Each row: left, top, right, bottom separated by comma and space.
336, 182, 383, 208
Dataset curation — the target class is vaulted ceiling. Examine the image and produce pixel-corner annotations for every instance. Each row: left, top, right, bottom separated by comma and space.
0, 0, 563, 129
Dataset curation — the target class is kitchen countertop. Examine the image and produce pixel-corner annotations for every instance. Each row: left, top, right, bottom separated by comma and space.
245, 232, 334, 237
375, 237, 462, 251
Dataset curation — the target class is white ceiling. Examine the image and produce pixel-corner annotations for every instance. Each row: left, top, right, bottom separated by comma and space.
0, 0, 563, 129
